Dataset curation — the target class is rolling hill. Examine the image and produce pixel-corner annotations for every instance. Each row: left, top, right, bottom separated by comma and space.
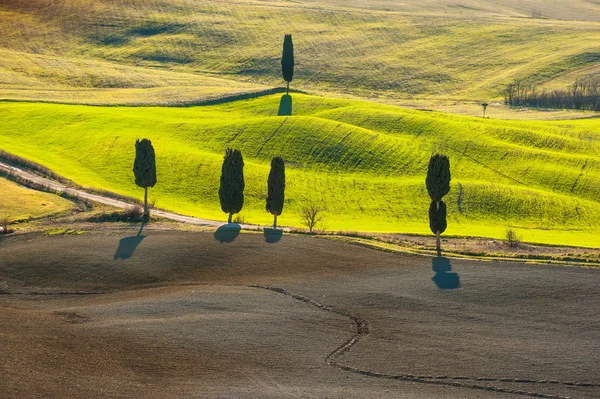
1, 93, 599, 246
0, 0, 599, 111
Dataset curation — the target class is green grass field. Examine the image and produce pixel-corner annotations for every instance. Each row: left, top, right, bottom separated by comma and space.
1, 93, 599, 247
0, 1, 599, 247
0, 178, 74, 221
0, 0, 599, 114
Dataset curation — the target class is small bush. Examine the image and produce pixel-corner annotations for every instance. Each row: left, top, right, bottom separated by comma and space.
124, 204, 144, 220
233, 214, 245, 224
88, 205, 144, 222
506, 228, 521, 248
0, 216, 14, 235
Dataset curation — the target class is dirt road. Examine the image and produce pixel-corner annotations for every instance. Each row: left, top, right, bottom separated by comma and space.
0, 160, 258, 229
1, 230, 598, 398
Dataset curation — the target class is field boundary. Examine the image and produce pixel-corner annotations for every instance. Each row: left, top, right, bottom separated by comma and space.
0, 87, 309, 108
253, 285, 595, 398
321, 236, 600, 268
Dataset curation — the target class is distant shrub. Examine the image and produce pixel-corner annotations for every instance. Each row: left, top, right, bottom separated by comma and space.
0, 216, 13, 235
506, 228, 521, 248
88, 205, 144, 223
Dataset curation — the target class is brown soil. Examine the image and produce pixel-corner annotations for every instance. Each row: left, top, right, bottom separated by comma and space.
1, 230, 599, 398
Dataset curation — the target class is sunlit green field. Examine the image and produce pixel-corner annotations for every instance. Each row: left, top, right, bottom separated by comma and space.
0, 178, 73, 221
1, 93, 599, 247
1, 0, 599, 113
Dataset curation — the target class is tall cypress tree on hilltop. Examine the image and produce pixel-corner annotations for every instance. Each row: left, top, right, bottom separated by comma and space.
426, 154, 451, 256
281, 34, 294, 94
132, 138, 157, 219
219, 148, 245, 223
266, 156, 286, 229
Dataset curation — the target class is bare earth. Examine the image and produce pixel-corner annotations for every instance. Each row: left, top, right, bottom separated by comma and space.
1, 230, 599, 399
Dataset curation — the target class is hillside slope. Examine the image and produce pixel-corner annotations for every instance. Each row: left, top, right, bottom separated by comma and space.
0, 0, 599, 107
0, 93, 599, 246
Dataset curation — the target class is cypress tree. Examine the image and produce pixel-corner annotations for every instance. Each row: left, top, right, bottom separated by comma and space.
426, 154, 451, 255
281, 34, 294, 94
132, 138, 157, 219
266, 157, 286, 229
219, 148, 245, 223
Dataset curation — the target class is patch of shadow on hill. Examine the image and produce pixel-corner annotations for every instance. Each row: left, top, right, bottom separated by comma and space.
278, 94, 292, 116
214, 223, 241, 243
263, 228, 283, 244
432, 256, 460, 290
114, 223, 146, 260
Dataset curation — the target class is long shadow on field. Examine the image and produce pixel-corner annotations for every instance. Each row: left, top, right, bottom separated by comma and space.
214, 223, 241, 243
114, 222, 146, 260
263, 228, 283, 244
432, 256, 460, 290
278, 94, 292, 116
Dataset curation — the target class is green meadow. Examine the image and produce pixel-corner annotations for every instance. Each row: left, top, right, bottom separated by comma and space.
0, 1, 599, 247
1, 93, 599, 247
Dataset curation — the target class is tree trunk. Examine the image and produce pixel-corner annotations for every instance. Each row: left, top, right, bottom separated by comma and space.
273, 214, 278, 229
286, 81, 289, 95
228, 213, 233, 224
435, 200, 441, 255
144, 187, 148, 218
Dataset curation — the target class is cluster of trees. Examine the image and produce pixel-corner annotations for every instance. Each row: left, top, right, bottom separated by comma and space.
218, 148, 286, 228
133, 141, 286, 229
503, 77, 600, 111
134, 140, 453, 252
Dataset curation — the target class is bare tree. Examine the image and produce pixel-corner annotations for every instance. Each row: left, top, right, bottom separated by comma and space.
300, 200, 325, 233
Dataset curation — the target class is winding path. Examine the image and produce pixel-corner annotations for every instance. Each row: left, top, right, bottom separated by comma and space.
0, 160, 262, 230
253, 285, 596, 399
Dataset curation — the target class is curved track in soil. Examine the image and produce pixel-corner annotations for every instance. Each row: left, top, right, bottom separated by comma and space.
254, 286, 596, 399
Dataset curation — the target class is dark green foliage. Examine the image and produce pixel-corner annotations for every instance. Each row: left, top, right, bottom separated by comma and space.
219, 148, 245, 222
133, 138, 156, 217
281, 34, 294, 92
266, 156, 286, 217
133, 139, 157, 189
426, 154, 451, 202
429, 200, 447, 235
426, 154, 450, 255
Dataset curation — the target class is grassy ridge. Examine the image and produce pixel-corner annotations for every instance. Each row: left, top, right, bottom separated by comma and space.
0, 93, 599, 246
0, 0, 599, 107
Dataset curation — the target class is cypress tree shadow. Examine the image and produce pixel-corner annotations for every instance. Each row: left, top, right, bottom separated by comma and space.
114, 223, 146, 260
214, 223, 241, 243
432, 256, 461, 290
278, 94, 292, 116
263, 228, 283, 244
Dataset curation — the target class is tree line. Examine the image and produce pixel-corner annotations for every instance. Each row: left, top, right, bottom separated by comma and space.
133, 139, 452, 253
131, 34, 453, 254
133, 141, 286, 229
503, 76, 600, 111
